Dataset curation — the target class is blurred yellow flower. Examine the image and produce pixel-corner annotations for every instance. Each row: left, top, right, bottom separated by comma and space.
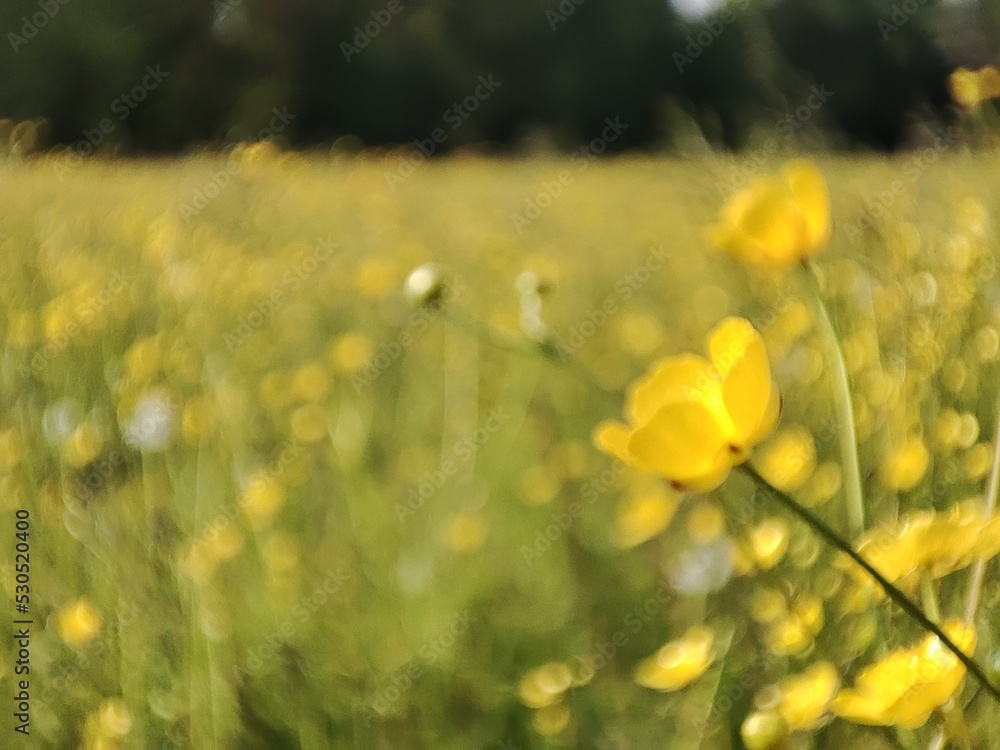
765, 595, 824, 656
755, 426, 816, 492
634, 625, 714, 691
444, 512, 488, 553
241, 473, 287, 529
840, 503, 1000, 606
776, 661, 839, 731
748, 518, 790, 571
57, 598, 102, 647
292, 362, 331, 402
0, 428, 25, 470
62, 423, 103, 468
518, 662, 573, 709
713, 160, 830, 270
594, 317, 779, 492
612, 488, 678, 548
98, 697, 134, 736
948, 65, 1000, 111
330, 332, 374, 374
881, 436, 929, 491
832, 619, 975, 728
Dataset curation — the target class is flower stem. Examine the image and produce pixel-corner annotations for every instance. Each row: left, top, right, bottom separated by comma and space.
963, 397, 1000, 625
442, 306, 619, 402
741, 463, 1000, 705
803, 262, 865, 537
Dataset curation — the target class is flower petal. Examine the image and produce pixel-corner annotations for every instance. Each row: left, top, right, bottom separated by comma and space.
708, 318, 774, 446
627, 354, 719, 425
627, 402, 733, 488
783, 159, 830, 252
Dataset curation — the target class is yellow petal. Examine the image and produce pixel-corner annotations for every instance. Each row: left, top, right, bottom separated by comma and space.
593, 420, 632, 463
782, 159, 830, 253
627, 402, 733, 488
627, 354, 719, 425
708, 318, 775, 446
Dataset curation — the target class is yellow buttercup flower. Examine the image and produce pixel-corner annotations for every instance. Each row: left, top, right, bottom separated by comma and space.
776, 661, 840, 731
839, 503, 1000, 607
594, 317, 780, 491
634, 625, 715, 691
713, 160, 830, 270
832, 619, 976, 729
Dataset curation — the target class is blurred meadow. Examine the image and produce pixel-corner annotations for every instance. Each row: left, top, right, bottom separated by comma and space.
2, 142, 1000, 749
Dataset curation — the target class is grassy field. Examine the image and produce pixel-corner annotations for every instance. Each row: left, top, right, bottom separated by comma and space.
2, 149, 1000, 749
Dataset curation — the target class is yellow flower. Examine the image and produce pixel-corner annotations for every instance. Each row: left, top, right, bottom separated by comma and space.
57, 598, 102, 647
612, 487, 678, 548
776, 661, 839, 731
634, 625, 715, 691
948, 65, 1000, 111
713, 160, 830, 270
594, 317, 780, 491
518, 662, 573, 708
832, 619, 975, 729
881, 436, 929, 491
840, 503, 1000, 606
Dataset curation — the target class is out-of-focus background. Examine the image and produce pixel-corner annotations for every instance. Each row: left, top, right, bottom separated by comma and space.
2, 0, 1000, 153
4, 2, 1000, 750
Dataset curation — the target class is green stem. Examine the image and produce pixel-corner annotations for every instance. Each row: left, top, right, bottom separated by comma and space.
964, 397, 1000, 625
442, 305, 618, 402
741, 463, 1000, 705
803, 261, 865, 537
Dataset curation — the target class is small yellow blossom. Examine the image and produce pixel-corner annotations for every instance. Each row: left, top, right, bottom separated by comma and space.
713, 160, 830, 270
748, 518, 790, 570
776, 661, 839, 731
612, 488, 678, 548
518, 662, 573, 709
948, 65, 1000, 111
594, 317, 780, 491
444, 512, 488, 553
330, 332, 374, 374
634, 625, 715, 691
62, 423, 103, 468
881, 437, 929, 491
532, 701, 571, 735
832, 619, 976, 728
841, 504, 1000, 604
57, 598, 102, 647
241, 472, 287, 529
755, 426, 817, 492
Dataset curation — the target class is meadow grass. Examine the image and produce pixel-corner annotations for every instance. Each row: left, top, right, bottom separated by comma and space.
2, 150, 1000, 748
